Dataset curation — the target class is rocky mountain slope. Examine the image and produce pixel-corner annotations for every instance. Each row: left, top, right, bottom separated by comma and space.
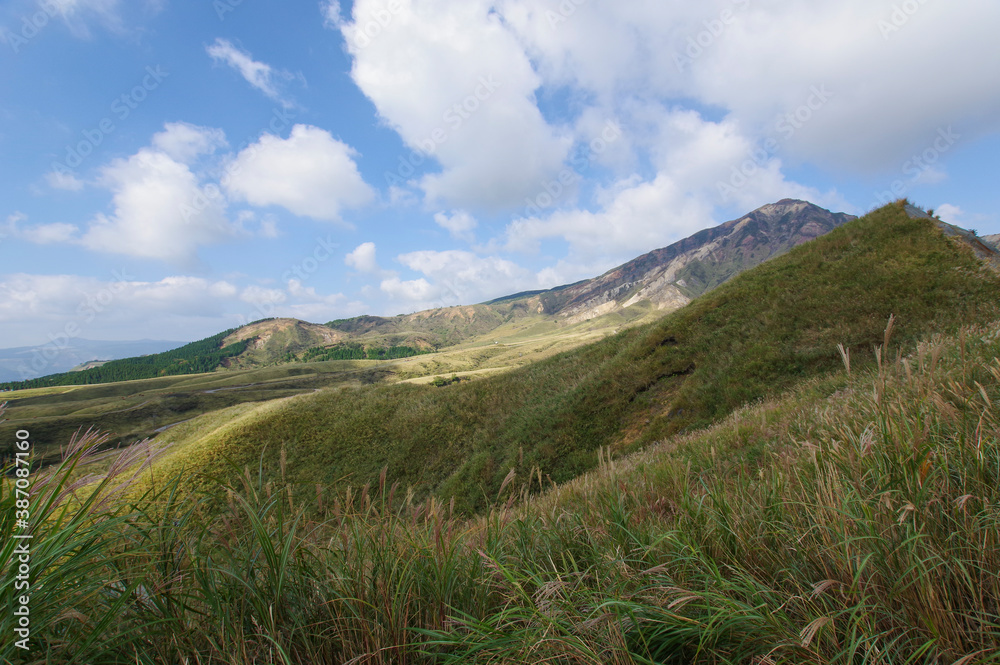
220, 318, 349, 366
1, 200, 855, 389
331, 199, 855, 340
532, 199, 855, 323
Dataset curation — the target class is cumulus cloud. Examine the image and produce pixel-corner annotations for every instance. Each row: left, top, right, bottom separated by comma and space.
240, 285, 287, 306
224, 124, 374, 222
936, 204, 964, 225
345, 242, 380, 274
20, 223, 79, 245
79, 124, 233, 264
333, 0, 570, 210
379, 276, 438, 304
433, 210, 478, 242
497, 0, 1000, 174
45, 169, 85, 191
152, 122, 227, 163
206, 38, 297, 107
384, 249, 537, 308
0, 272, 239, 347
1, 212, 80, 247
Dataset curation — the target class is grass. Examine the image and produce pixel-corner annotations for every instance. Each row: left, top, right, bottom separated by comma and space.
0, 359, 384, 465
3, 309, 999, 663
2, 201, 998, 662
143, 202, 1000, 513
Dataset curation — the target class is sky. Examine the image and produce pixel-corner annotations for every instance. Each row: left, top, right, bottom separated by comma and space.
1, 0, 999, 351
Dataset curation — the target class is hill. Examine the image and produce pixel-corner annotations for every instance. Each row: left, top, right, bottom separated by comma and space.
532, 198, 854, 323
10, 202, 1000, 663
0, 329, 252, 391
0, 200, 852, 394
325, 199, 854, 341
149, 201, 1000, 512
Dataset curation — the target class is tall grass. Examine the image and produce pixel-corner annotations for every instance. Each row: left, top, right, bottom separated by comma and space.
142, 203, 1000, 515
2, 315, 998, 663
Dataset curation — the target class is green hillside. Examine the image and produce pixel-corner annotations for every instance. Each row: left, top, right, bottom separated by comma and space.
153, 202, 1000, 512
6, 272, 999, 663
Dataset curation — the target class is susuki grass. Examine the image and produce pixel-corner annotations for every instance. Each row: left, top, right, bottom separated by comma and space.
141, 203, 1000, 515
2, 313, 999, 663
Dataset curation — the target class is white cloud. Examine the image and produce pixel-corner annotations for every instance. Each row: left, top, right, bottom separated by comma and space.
45, 169, 85, 191
80, 124, 234, 264
283, 278, 354, 322
335, 0, 571, 210
345, 242, 380, 273
151, 122, 227, 164
393, 249, 536, 306
936, 204, 963, 225
380, 276, 437, 304
1, 212, 80, 247
240, 285, 287, 306
224, 125, 374, 222
35, 0, 162, 37
497, 0, 1000, 174
0, 273, 238, 347
206, 38, 297, 107
434, 210, 477, 241
20, 223, 79, 245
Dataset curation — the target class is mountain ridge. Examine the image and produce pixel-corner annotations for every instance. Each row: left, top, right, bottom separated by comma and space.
0, 199, 854, 390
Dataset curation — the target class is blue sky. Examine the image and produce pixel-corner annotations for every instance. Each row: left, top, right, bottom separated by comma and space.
1, 0, 999, 349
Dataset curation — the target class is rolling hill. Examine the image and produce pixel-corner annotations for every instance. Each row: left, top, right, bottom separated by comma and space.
0, 199, 853, 394
7, 200, 1000, 664
147, 201, 1000, 512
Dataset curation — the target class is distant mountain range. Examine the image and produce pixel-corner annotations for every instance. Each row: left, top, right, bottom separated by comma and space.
1, 200, 855, 389
0, 339, 184, 383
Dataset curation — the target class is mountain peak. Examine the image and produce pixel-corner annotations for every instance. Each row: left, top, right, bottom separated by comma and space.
539, 200, 855, 323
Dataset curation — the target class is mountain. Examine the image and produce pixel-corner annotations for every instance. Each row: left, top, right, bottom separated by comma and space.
219, 318, 350, 367
529, 199, 855, 323
21, 200, 1000, 665
148, 200, 1000, 513
0, 338, 184, 383
326, 199, 854, 342
0, 200, 853, 391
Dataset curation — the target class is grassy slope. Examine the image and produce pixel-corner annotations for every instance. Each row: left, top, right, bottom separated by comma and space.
9, 305, 999, 663
153, 202, 1000, 512
0, 360, 384, 464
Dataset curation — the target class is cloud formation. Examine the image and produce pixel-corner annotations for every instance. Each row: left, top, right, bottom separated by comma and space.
206, 38, 298, 107
224, 124, 375, 223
